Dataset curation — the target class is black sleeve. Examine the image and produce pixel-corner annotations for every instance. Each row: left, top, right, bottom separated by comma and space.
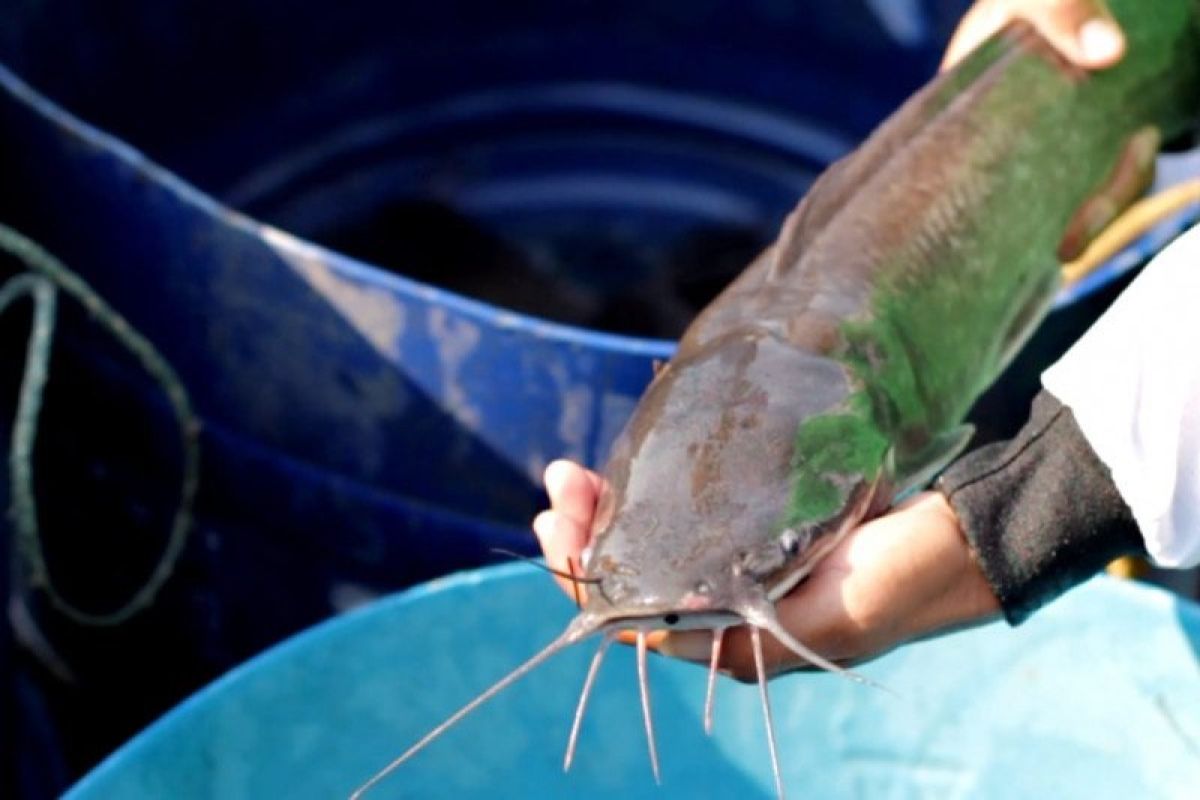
936, 390, 1146, 625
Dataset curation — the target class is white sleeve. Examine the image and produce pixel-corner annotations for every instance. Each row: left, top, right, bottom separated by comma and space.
1041, 224, 1200, 569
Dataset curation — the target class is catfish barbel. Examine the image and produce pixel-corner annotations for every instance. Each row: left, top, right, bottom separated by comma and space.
354, 2, 1200, 797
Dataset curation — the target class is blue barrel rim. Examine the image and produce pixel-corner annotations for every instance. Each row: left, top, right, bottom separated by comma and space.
5, 58, 1195, 348
0, 63, 676, 360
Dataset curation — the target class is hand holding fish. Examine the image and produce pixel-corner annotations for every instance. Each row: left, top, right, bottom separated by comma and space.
534, 461, 1001, 678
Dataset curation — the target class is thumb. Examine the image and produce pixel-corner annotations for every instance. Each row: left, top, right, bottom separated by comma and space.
941, 0, 1125, 73
1034, 1, 1125, 70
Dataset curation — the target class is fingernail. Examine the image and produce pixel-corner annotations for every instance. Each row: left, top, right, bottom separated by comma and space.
543, 460, 569, 493
531, 510, 554, 540
657, 631, 713, 663
1079, 20, 1123, 63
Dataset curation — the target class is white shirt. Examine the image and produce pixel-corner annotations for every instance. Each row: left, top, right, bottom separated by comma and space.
1043, 224, 1200, 568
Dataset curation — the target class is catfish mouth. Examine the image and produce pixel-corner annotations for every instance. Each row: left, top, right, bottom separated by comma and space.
585, 566, 747, 630
599, 608, 743, 633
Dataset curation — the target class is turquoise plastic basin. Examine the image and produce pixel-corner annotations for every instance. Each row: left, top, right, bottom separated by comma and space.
65, 564, 1200, 799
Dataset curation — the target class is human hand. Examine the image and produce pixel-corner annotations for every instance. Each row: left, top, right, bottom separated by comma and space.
941, 0, 1125, 72
533, 460, 1002, 680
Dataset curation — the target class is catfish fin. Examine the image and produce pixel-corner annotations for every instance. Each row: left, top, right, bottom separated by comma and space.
1057, 125, 1161, 262
994, 267, 1060, 374
888, 424, 975, 500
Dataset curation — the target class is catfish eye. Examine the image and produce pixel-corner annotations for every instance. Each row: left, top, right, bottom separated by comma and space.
780, 528, 807, 556
663, 613, 680, 625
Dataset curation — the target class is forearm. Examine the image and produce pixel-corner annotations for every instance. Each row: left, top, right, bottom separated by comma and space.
937, 390, 1144, 624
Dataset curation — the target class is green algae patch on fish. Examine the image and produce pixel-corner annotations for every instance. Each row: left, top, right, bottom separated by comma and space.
783, 395, 889, 528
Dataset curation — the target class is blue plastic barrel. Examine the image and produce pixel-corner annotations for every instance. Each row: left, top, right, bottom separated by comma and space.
4, 0, 1195, 626
0, 3, 966, 593
3, 1, 1199, 795
64, 564, 1200, 799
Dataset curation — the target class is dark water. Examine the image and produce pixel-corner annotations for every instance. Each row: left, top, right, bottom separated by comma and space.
314, 198, 770, 340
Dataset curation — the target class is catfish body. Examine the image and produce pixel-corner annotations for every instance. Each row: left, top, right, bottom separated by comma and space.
582, 4, 1200, 624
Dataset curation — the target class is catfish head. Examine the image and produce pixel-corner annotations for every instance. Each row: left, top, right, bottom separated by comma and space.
582, 318, 890, 635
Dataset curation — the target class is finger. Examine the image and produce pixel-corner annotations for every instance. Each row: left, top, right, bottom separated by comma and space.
532, 510, 588, 598
565, 461, 606, 495
533, 510, 582, 566
1028, 0, 1124, 69
940, 0, 1124, 72
544, 459, 606, 502
941, 0, 1009, 71
628, 613, 857, 681
657, 629, 714, 663
615, 629, 669, 651
615, 627, 806, 679
659, 624, 830, 682
544, 460, 600, 531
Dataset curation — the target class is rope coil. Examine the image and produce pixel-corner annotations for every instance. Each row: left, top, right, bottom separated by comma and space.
0, 223, 199, 626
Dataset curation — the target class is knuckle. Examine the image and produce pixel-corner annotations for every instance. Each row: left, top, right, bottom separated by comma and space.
724, 654, 760, 684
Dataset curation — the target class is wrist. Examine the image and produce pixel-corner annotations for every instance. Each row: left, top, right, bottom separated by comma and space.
939, 391, 1144, 624
901, 492, 1002, 640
